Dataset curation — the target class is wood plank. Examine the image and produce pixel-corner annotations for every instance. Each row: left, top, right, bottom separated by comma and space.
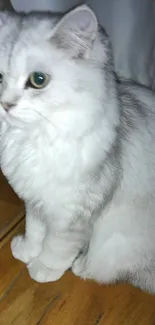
39, 276, 105, 325
0, 268, 75, 325
1, 240, 155, 325
38, 281, 155, 325
0, 171, 24, 241
0, 220, 25, 299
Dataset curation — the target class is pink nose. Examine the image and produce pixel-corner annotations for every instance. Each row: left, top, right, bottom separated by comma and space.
1, 102, 15, 111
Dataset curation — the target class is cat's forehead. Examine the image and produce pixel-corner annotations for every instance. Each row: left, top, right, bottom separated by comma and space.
19, 13, 59, 44
0, 13, 59, 73
0, 16, 19, 60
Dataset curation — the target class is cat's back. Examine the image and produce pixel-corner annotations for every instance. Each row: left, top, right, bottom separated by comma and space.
118, 82, 155, 141
118, 82, 155, 114
117, 82, 155, 198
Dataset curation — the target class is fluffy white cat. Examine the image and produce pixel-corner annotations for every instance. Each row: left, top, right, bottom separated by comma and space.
0, 5, 155, 293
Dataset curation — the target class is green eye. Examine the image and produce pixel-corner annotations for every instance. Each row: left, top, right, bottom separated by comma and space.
27, 72, 50, 89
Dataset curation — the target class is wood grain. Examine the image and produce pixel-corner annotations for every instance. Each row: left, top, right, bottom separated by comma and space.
0, 171, 24, 242
0, 220, 25, 299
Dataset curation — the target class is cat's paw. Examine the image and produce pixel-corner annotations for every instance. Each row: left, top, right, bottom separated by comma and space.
27, 259, 65, 283
72, 253, 88, 278
11, 235, 40, 264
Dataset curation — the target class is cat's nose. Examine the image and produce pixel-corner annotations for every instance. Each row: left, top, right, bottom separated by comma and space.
1, 102, 15, 111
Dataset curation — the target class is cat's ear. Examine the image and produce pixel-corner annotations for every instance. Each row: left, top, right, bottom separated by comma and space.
51, 5, 98, 58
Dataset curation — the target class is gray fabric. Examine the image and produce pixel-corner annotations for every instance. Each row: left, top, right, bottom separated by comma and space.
10, 0, 155, 90
87, 0, 155, 90
10, 0, 80, 12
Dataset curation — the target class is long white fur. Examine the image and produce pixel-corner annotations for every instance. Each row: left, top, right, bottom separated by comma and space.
0, 6, 155, 292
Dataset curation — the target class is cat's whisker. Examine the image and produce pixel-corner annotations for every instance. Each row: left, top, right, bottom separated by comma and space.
33, 109, 57, 129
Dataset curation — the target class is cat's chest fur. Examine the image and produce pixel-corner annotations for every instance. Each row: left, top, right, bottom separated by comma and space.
0, 121, 98, 210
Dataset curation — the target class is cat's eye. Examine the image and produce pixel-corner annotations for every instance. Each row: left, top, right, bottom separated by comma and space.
0, 73, 3, 83
27, 72, 50, 89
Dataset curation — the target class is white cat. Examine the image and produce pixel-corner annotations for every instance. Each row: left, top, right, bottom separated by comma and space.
0, 5, 155, 293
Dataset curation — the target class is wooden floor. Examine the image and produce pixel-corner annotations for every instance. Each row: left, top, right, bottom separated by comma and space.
1, 172, 155, 324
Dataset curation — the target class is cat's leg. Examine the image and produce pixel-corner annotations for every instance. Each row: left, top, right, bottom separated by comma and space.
11, 203, 46, 264
72, 216, 155, 293
27, 222, 87, 283
72, 231, 129, 283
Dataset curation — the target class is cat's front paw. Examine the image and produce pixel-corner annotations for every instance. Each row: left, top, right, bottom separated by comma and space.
72, 253, 88, 278
11, 235, 40, 264
27, 259, 65, 283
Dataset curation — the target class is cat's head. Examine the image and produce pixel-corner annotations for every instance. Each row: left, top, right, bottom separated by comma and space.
0, 6, 109, 131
